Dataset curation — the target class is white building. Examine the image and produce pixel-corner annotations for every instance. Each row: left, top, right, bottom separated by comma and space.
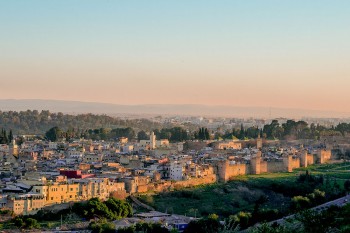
169, 162, 185, 181
139, 132, 169, 150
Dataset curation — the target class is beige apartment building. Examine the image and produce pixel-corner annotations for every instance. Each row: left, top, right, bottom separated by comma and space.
5, 177, 125, 215
6, 194, 45, 215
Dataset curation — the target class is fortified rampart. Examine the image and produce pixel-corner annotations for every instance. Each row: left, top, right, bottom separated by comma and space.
134, 174, 217, 193
216, 149, 332, 182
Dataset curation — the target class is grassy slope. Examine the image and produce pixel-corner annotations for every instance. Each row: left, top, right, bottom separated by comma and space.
138, 162, 350, 218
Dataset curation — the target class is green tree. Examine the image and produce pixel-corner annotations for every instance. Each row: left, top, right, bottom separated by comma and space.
195, 128, 210, 140
8, 129, 13, 142
104, 197, 133, 219
184, 216, 221, 233
89, 219, 116, 233
137, 130, 149, 140
13, 216, 24, 228
290, 196, 311, 211
24, 218, 40, 229
249, 222, 290, 233
239, 124, 245, 140
344, 180, 350, 191
135, 222, 170, 233
45, 126, 62, 142
83, 198, 113, 220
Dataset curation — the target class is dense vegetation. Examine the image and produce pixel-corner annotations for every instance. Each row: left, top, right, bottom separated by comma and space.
2, 110, 350, 142
194, 127, 210, 140
72, 197, 133, 220
118, 222, 170, 233
219, 120, 350, 140
180, 203, 350, 233
0, 128, 13, 144
0, 110, 162, 135
138, 163, 350, 230
44, 126, 191, 142
7, 197, 132, 230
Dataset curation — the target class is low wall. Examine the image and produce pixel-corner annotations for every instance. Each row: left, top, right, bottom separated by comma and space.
139, 175, 217, 193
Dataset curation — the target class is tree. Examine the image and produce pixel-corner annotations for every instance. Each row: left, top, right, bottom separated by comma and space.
263, 120, 283, 139
12, 216, 40, 229
195, 128, 210, 140
82, 198, 113, 220
137, 130, 149, 141
290, 196, 310, 211
24, 218, 40, 229
184, 216, 221, 233
249, 222, 290, 233
73, 197, 132, 220
120, 222, 170, 233
295, 209, 338, 233
104, 197, 133, 219
135, 222, 170, 233
13, 216, 24, 228
344, 180, 350, 191
8, 129, 13, 142
89, 219, 116, 233
307, 189, 325, 205
45, 126, 62, 142
0, 128, 8, 144
239, 124, 245, 140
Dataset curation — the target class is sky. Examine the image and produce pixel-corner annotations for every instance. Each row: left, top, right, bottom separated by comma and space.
0, 1, 350, 113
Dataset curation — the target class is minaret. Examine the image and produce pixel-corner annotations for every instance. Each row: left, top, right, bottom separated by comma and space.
256, 134, 263, 150
10, 139, 19, 157
150, 132, 156, 150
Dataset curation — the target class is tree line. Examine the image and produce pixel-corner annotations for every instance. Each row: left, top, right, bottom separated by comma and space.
219, 120, 350, 140
2, 109, 350, 142
0, 128, 13, 144
0, 110, 162, 134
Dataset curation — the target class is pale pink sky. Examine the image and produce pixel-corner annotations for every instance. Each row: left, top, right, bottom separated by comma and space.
1, 1, 350, 113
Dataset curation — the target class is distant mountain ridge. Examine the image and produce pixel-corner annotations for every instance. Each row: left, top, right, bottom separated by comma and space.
0, 99, 349, 118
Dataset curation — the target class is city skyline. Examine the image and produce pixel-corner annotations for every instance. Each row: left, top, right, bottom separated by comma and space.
1, 1, 350, 113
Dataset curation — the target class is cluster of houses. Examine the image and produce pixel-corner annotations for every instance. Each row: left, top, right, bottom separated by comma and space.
0, 133, 339, 217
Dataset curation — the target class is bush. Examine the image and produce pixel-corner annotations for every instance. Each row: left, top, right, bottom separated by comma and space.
89, 219, 116, 233
344, 180, 350, 191
290, 196, 311, 211
74, 197, 133, 220
119, 222, 170, 233
12, 216, 40, 229
25, 218, 40, 229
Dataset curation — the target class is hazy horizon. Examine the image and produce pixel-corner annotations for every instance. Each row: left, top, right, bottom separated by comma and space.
0, 99, 349, 119
1, 1, 350, 113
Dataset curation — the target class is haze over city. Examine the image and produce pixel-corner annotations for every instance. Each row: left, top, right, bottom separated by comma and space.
2, 1, 350, 232
1, 1, 350, 116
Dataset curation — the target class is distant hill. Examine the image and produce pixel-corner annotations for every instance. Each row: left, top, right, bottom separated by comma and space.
0, 99, 349, 118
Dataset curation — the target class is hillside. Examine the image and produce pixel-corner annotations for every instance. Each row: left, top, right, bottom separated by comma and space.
1, 99, 349, 118
0, 110, 161, 135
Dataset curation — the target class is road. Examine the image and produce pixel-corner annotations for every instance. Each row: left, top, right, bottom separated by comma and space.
129, 195, 155, 211
272, 194, 350, 225
242, 194, 350, 232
